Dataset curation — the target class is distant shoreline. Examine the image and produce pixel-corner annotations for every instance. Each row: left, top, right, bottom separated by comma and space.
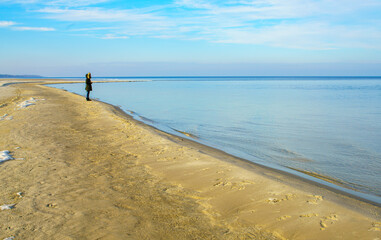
0, 74, 43, 78
2, 75, 381, 79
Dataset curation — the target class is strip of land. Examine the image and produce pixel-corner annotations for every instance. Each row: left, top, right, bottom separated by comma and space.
0, 79, 380, 239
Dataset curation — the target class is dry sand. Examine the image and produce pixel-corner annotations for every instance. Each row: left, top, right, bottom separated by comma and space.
0, 79, 380, 239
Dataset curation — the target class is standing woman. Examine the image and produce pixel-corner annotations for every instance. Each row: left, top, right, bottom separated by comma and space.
85, 72, 92, 101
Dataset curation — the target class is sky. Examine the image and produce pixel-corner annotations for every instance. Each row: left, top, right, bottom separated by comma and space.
1, 0, 381, 77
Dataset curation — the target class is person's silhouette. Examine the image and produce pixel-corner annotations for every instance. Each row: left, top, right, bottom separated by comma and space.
85, 72, 92, 101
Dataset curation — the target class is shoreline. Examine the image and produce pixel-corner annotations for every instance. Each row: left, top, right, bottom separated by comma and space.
6, 78, 381, 209
95, 95, 381, 214
0, 79, 380, 239
47, 80, 381, 209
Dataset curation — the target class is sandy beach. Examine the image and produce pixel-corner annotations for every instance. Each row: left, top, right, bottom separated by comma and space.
0, 79, 380, 239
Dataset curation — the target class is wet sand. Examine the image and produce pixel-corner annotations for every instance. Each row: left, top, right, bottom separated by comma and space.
0, 79, 380, 239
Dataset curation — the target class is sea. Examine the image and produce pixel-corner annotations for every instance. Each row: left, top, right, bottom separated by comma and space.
50, 76, 381, 204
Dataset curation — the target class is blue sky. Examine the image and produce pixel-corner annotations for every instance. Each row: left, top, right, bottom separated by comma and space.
1, 0, 381, 76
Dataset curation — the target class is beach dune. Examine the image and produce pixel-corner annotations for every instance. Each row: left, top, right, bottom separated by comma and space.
0, 80, 380, 239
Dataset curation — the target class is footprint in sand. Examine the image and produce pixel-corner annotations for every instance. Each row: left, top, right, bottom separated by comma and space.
369, 222, 381, 232
320, 220, 327, 230
125, 152, 139, 159
267, 194, 296, 204
176, 147, 187, 152
152, 146, 168, 155
319, 213, 339, 230
115, 202, 135, 210
213, 180, 232, 187
230, 180, 255, 190
231, 183, 246, 190
213, 178, 252, 190
154, 150, 165, 156
277, 215, 292, 221
157, 156, 178, 162
300, 213, 319, 218
267, 198, 282, 204
213, 181, 240, 190
111, 185, 124, 192
157, 157, 171, 162
46, 203, 58, 208
325, 213, 339, 221
307, 195, 323, 204
284, 194, 296, 200
163, 185, 184, 195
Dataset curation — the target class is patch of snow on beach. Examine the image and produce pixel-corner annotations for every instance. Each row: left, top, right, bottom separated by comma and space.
17, 97, 45, 109
0, 150, 13, 163
0, 114, 12, 121
0, 204, 15, 210
0, 114, 7, 120
3, 237, 15, 240
17, 97, 37, 109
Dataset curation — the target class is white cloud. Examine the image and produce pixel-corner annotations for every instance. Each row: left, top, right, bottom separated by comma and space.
46, 0, 110, 7
100, 34, 128, 39
3, 0, 381, 49
168, 0, 381, 49
175, 0, 214, 9
13, 26, 55, 31
0, 0, 39, 3
37, 6, 175, 37
0, 21, 16, 27
209, 22, 381, 50
0, 20, 54, 32
0, 0, 110, 6
70, 27, 117, 32
38, 7, 163, 22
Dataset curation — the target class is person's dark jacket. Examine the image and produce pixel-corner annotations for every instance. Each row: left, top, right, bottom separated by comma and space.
85, 75, 92, 91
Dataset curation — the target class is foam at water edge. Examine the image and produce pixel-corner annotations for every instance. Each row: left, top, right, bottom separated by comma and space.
0, 150, 13, 163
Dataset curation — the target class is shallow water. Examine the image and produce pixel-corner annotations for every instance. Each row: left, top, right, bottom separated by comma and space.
51, 77, 381, 201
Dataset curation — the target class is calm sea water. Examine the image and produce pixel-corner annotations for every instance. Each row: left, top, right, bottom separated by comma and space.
51, 77, 381, 202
